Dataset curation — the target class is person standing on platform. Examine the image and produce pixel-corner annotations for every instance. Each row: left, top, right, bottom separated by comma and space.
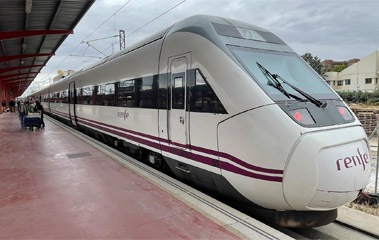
9, 99, 15, 112
1, 99, 6, 113
25, 100, 30, 111
35, 100, 45, 128
17, 100, 28, 128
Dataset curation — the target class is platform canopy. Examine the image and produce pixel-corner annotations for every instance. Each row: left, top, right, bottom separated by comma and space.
0, 0, 95, 99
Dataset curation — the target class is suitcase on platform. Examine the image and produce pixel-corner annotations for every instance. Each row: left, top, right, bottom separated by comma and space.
24, 112, 42, 129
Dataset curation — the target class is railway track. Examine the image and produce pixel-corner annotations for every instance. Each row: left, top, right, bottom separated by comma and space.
281, 221, 378, 240
47, 116, 379, 240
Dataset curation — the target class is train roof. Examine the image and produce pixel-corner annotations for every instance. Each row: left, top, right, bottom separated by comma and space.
168, 15, 285, 45
45, 15, 291, 91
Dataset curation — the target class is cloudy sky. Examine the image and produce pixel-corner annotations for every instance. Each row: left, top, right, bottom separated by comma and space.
26, 0, 379, 94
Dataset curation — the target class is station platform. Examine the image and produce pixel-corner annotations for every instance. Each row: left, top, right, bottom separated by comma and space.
0, 113, 239, 239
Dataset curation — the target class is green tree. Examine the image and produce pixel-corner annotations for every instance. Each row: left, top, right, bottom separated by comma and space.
301, 52, 325, 77
332, 64, 346, 72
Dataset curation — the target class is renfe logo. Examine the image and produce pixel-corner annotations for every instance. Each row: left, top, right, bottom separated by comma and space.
117, 109, 129, 121
336, 148, 369, 171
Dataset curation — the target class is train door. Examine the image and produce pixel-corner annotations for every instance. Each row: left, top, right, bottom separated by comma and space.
168, 55, 190, 149
68, 81, 77, 127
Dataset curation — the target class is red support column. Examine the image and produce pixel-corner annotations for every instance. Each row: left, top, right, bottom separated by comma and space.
0, 80, 6, 113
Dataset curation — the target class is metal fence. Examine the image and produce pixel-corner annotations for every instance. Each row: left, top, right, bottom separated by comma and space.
368, 128, 379, 195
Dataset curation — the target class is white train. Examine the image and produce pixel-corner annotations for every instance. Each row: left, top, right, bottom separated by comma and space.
31, 15, 371, 227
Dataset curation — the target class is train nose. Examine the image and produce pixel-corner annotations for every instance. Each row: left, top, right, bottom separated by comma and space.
283, 126, 371, 210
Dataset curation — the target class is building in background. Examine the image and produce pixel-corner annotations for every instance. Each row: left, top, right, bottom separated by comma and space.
321, 58, 360, 72
325, 51, 379, 92
53, 70, 75, 83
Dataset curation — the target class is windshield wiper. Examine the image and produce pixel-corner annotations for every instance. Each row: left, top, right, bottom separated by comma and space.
256, 62, 303, 101
256, 62, 326, 108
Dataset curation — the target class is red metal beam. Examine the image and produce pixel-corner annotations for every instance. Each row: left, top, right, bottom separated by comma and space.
0, 53, 55, 63
3, 77, 35, 82
0, 30, 73, 41
6, 79, 33, 84
7, 82, 33, 86
0, 65, 44, 74
0, 72, 39, 80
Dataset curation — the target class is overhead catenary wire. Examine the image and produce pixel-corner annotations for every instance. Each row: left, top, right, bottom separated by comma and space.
51, 0, 132, 71
82, 35, 119, 44
98, 0, 187, 57
88, 0, 187, 58
81, 35, 119, 56
126, 0, 186, 38
70, 55, 102, 59
82, 0, 132, 42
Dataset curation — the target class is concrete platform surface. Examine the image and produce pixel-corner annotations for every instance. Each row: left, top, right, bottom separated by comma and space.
337, 206, 379, 236
0, 113, 239, 239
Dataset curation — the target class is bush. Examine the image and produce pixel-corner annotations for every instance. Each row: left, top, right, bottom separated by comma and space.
338, 91, 355, 102
336, 90, 379, 104
332, 64, 346, 72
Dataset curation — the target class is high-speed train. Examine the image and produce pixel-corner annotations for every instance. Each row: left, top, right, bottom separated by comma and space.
30, 15, 371, 227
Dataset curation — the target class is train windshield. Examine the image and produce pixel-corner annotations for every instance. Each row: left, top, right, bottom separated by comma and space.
230, 46, 338, 101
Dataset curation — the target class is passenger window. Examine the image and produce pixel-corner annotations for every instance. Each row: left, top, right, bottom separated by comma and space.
76, 88, 82, 104
82, 86, 93, 105
104, 83, 116, 106
118, 80, 136, 107
173, 76, 184, 109
139, 76, 158, 108
92, 86, 99, 105
69, 89, 76, 104
62, 90, 69, 103
95, 85, 106, 105
93, 85, 105, 105
59, 91, 64, 102
158, 74, 168, 109
192, 69, 227, 114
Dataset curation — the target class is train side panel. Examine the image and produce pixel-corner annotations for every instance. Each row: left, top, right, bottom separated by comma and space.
71, 40, 162, 155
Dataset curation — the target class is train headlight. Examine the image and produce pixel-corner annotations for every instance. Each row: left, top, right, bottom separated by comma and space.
337, 106, 353, 121
289, 108, 315, 125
